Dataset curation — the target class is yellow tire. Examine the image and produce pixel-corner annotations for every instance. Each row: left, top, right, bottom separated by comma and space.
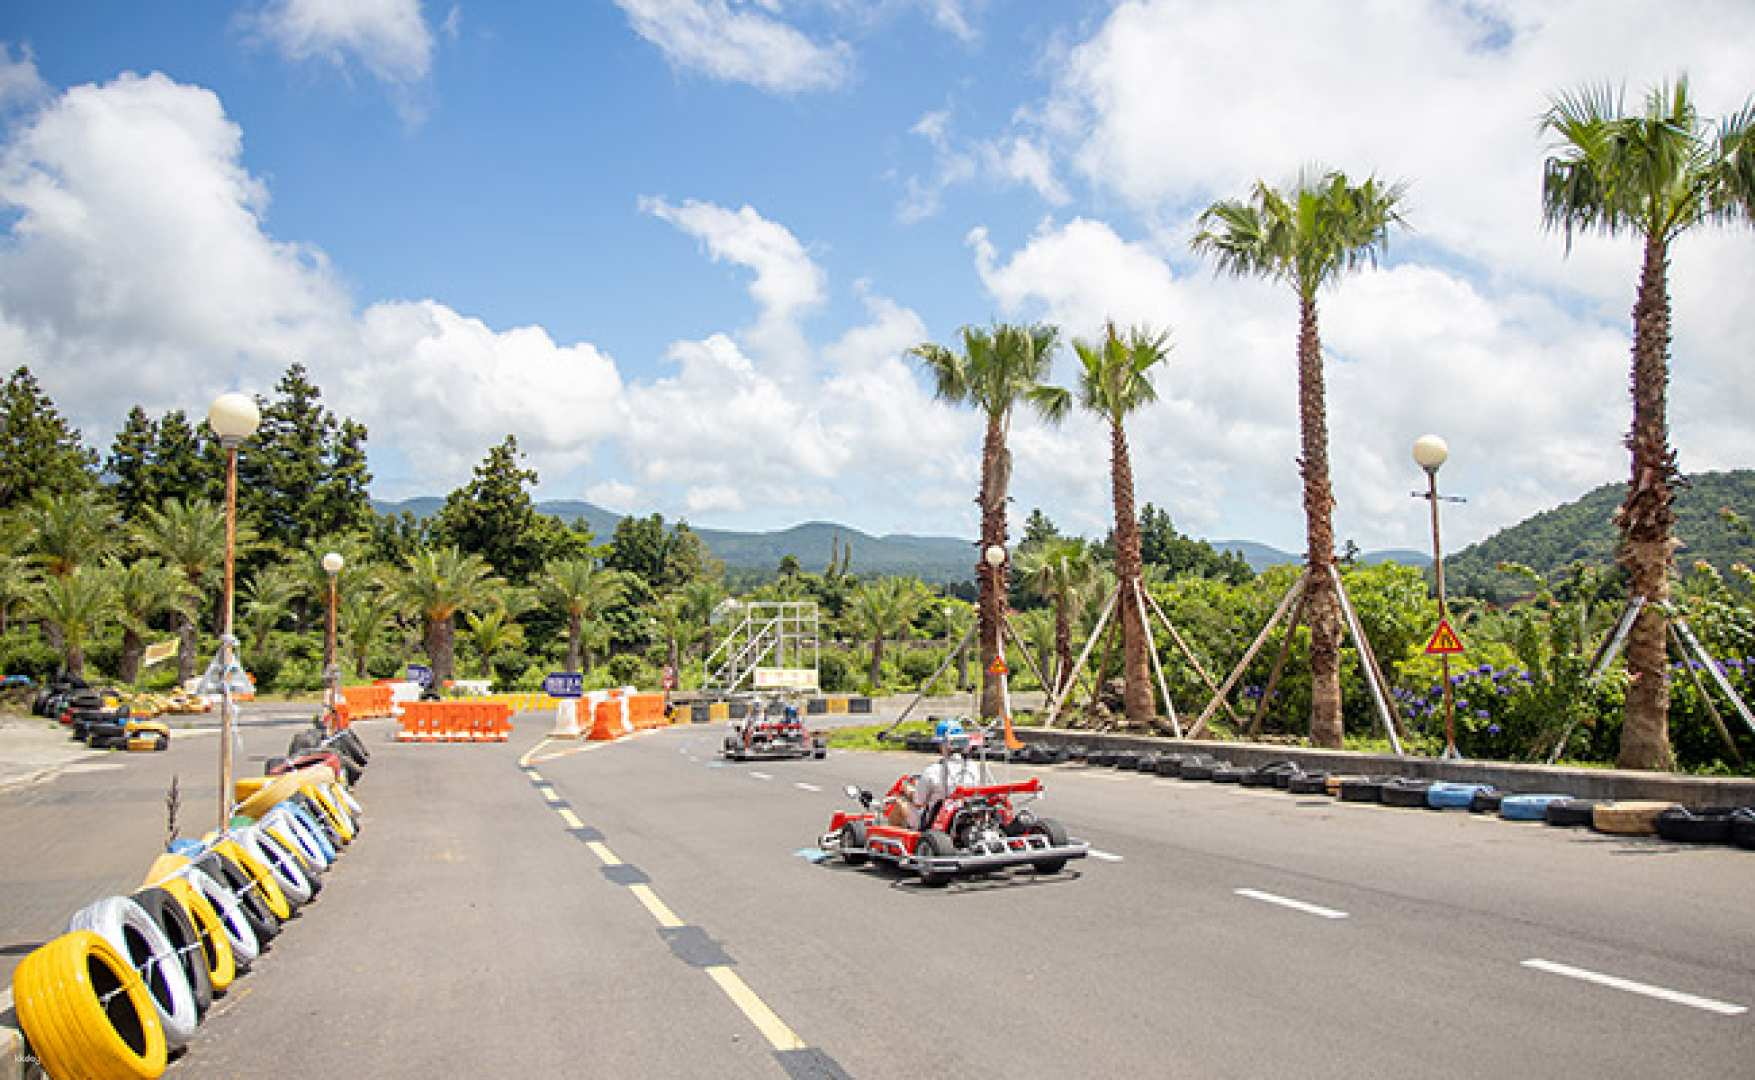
158, 875, 235, 993
303, 784, 355, 843
211, 839, 293, 921
294, 763, 337, 786
12, 930, 168, 1080
235, 772, 304, 820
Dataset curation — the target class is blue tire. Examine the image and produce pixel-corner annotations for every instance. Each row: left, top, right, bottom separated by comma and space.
1499, 794, 1569, 821
1427, 782, 1493, 810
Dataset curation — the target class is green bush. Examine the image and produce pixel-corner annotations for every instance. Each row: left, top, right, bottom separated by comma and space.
897, 648, 940, 686
818, 652, 851, 692
0, 630, 63, 681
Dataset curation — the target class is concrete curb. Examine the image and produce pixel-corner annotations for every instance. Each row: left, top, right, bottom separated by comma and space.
1016, 728, 1755, 805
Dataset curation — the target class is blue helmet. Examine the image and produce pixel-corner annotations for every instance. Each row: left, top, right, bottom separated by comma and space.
784, 704, 799, 721
935, 718, 967, 750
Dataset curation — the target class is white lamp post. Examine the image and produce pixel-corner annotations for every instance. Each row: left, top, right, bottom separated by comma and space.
208, 392, 259, 830
323, 551, 344, 728
1412, 434, 1459, 759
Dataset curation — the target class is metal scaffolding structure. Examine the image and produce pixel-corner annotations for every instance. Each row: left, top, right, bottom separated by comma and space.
703, 601, 820, 693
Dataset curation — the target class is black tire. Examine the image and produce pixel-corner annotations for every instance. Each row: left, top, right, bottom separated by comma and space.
197, 853, 279, 946
1287, 773, 1330, 795
336, 727, 370, 763
293, 794, 345, 851
839, 821, 869, 866
1273, 768, 1303, 789
1381, 781, 1433, 808
916, 830, 956, 887
132, 886, 214, 1019
1339, 779, 1385, 803
1545, 799, 1597, 827
287, 730, 322, 756
1179, 761, 1216, 781
1469, 790, 1504, 814
1136, 753, 1161, 773
1112, 751, 1140, 770
1155, 754, 1186, 777
1026, 818, 1070, 875
1731, 809, 1755, 850
1655, 807, 1734, 844
1212, 765, 1248, 784
264, 757, 290, 775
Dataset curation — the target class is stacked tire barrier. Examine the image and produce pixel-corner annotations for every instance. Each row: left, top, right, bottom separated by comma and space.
9, 726, 370, 1077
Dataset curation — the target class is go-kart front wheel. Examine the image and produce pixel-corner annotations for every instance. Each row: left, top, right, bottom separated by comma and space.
839, 821, 869, 866
916, 830, 955, 888
1027, 818, 1070, 874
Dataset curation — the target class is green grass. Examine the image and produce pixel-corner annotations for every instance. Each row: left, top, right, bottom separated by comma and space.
826, 719, 936, 751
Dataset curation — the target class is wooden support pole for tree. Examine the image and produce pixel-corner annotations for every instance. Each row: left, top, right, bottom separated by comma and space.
1130, 579, 1182, 737
1188, 571, 1307, 740
1000, 613, 1053, 700
1246, 585, 1307, 739
1143, 588, 1244, 729
1668, 623, 1744, 764
1043, 584, 1120, 729
1328, 562, 1403, 755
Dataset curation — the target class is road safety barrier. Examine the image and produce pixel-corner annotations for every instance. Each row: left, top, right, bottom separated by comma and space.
8, 751, 368, 1080
394, 701, 512, 743
341, 685, 395, 718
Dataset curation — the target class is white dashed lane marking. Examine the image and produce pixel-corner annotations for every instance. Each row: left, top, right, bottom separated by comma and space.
1521, 960, 1747, 1016
794, 782, 821, 792
750, 771, 773, 780
1235, 888, 1349, 920
1088, 849, 1124, 862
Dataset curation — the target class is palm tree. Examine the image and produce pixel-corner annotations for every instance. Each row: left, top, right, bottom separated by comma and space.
941, 599, 975, 691
397, 546, 499, 682
912, 323, 1071, 718
138, 499, 233, 686
1015, 538, 1100, 698
651, 592, 693, 671
239, 565, 300, 670
462, 608, 526, 680
20, 490, 117, 578
29, 568, 115, 678
106, 557, 191, 683
680, 580, 726, 664
1540, 77, 1755, 770
339, 580, 398, 679
1011, 607, 1057, 694
1192, 168, 1406, 749
538, 558, 627, 673
848, 577, 926, 687
1074, 323, 1173, 727
0, 555, 34, 636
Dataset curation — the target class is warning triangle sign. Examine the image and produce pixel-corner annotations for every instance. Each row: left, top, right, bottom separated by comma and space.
1424, 618, 1465, 655
988, 655, 1009, 676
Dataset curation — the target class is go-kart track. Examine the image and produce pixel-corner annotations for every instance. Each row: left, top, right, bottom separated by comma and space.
3, 706, 1752, 1079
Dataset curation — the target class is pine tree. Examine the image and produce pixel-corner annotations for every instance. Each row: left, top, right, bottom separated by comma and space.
105, 407, 159, 520
236, 364, 373, 552
0, 366, 96, 505
149, 410, 216, 506
432, 435, 547, 579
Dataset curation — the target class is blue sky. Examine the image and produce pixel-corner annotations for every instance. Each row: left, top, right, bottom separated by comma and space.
2, 1, 1751, 554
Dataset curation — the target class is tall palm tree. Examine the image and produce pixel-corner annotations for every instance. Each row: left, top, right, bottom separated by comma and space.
538, 558, 627, 673
0, 555, 34, 636
1192, 168, 1406, 749
1540, 77, 1755, 770
106, 557, 191, 683
462, 608, 526, 680
848, 577, 926, 687
912, 323, 1071, 718
20, 490, 117, 578
138, 499, 236, 686
239, 565, 301, 670
651, 592, 693, 671
397, 546, 499, 682
680, 580, 726, 664
1016, 538, 1100, 698
29, 568, 115, 678
1074, 323, 1172, 726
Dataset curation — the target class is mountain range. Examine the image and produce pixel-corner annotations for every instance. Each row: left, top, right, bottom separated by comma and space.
372, 497, 1430, 582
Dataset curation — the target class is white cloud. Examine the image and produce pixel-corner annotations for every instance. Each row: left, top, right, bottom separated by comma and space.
641, 195, 826, 378
0, 43, 48, 111
246, 0, 435, 84
586, 480, 639, 512
899, 107, 1069, 222
686, 484, 745, 514
612, 0, 852, 94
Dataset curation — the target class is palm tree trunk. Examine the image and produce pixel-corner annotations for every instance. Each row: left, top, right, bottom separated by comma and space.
66, 638, 85, 679
1617, 234, 1677, 770
567, 612, 582, 673
1297, 295, 1344, 749
427, 616, 456, 683
1110, 420, 1154, 727
978, 414, 1008, 719
120, 628, 144, 684
869, 636, 884, 687
176, 610, 197, 686
1054, 600, 1072, 697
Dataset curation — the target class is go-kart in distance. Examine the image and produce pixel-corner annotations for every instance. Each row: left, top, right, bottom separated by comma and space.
721, 696, 827, 761
819, 740, 1088, 886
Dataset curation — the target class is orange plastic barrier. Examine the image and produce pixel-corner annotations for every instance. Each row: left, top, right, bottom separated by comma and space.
395, 701, 511, 743
588, 698, 626, 741
628, 693, 666, 730
342, 685, 395, 719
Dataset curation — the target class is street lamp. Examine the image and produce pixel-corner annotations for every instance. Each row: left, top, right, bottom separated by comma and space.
983, 544, 1006, 569
208, 391, 259, 830
322, 551, 344, 730
1412, 434, 1460, 760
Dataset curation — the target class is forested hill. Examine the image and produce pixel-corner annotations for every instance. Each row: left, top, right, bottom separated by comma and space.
1447, 469, 1755, 601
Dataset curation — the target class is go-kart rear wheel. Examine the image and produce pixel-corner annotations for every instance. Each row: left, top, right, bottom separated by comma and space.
1027, 818, 1070, 874
839, 821, 869, 866
917, 830, 955, 888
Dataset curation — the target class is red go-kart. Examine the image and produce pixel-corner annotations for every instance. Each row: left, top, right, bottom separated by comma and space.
820, 774, 1087, 886
722, 709, 827, 761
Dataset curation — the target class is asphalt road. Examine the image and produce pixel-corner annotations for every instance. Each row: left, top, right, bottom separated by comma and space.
6, 711, 1753, 1078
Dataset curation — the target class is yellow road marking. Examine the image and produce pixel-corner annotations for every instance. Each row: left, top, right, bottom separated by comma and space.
538, 785, 560, 802
586, 841, 621, 865
704, 966, 807, 1051
628, 884, 684, 928
558, 807, 584, 829
525, 769, 544, 783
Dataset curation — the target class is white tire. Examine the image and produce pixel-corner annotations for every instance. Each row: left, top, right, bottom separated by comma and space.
185, 863, 260, 968
321, 784, 358, 834
328, 782, 363, 821
264, 806, 330, 870
239, 826, 314, 905
68, 894, 200, 1048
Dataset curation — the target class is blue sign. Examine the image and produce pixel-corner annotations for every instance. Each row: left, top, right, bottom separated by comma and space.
407, 664, 433, 688
544, 672, 584, 698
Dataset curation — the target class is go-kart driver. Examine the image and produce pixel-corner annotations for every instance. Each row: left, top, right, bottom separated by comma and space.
910, 721, 984, 829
